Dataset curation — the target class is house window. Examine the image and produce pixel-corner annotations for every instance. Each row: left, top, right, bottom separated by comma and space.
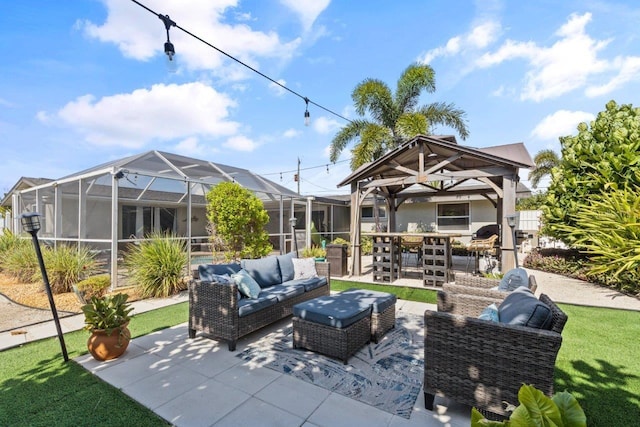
437, 203, 469, 230
361, 206, 386, 219
122, 206, 176, 238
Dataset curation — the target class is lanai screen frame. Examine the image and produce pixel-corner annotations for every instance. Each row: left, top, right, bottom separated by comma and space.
11, 150, 348, 288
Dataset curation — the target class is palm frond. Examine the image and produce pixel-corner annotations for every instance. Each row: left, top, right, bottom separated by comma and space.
419, 102, 469, 140
329, 119, 370, 163
395, 63, 436, 112
352, 79, 394, 124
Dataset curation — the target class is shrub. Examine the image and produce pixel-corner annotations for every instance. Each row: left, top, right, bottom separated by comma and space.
301, 246, 326, 258
124, 232, 188, 298
1, 238, 40, 282
43, 244, 98, 294
361, 235, 373, 255
205, 182, 272, 261
76, 274, 111, 302
0, 230, 22, 263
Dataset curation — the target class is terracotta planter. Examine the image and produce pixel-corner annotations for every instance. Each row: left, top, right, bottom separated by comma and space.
87, 322, 131, 361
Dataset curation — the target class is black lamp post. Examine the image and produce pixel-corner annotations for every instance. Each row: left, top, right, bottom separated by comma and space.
289, 216, 298, 257
21, 212, 69, 362
505, 213, 519, 269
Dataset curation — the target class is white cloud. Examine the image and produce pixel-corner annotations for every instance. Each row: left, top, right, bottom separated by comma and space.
223, 134, 258, 151
418, 20, 500, 64
476, 13, 612, 101
269, 79, 288, 97
174, 136, 218, 157
283, 128, 300, 138
312, 116, 341, 134
82, 0, 302, 73
40, 82, 238, 148
585, 55, 640, 97
531, 110, 594, 140
280, 0, 330, 32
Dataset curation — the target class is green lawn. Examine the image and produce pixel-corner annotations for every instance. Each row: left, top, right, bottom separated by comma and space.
1, 285, 638, 426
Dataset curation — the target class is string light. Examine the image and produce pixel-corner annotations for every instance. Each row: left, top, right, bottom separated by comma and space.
130, 0, 353, 125
304, 98, 310, 126
158, 14, 176, 72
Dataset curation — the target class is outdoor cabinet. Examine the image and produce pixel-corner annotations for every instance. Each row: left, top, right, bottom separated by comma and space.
326, 244, 348, 277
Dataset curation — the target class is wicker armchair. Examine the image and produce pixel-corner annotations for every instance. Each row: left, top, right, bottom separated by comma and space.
424, 291, 568, 419
441, 272, 538, 315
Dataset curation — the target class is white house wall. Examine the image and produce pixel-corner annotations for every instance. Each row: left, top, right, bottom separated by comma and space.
359, 199, 501, 244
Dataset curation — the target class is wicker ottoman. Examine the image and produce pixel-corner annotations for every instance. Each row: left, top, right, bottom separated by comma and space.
338, 288, 397, 343
292, 295, 371, 364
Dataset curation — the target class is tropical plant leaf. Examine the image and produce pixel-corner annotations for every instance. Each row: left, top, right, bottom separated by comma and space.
552, 391, 587, 427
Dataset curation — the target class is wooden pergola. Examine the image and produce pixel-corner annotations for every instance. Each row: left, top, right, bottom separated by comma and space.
337, 134, 535, 275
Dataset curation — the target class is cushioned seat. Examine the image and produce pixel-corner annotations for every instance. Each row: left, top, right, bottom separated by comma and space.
259, 283, 305, 303
287, 276, 328, 292
292, 295, 371, 328
238, 294, 278, 317
338, 288, 396, 313
338, 288, 397, 342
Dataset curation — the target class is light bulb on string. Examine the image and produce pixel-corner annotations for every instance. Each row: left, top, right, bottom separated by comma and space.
304, 98, 310, 126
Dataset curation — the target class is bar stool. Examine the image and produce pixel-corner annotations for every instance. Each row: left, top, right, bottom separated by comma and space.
465, 234, 498, 274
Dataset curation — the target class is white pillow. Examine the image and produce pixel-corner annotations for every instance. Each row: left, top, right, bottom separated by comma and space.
292, 258, 318, 280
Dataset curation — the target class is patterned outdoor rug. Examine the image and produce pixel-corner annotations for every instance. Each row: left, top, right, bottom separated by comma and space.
236, 312, 424, 419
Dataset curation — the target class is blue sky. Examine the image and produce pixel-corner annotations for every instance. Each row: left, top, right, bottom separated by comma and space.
3, 0, 640, 197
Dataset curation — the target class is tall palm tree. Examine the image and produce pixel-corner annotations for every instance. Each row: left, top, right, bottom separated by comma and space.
528, 149, 560, 189
329, 62, 469, 170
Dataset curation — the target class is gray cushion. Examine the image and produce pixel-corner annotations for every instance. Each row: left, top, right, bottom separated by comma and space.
498, 268, 529, 291
198, 263, 241, 281
238, 294, 278, 317
498, 286, 553, 329
241, 256, 282, 288
231, 269, 262, 299
293, 295, 371, 329
338, 288, 397, 313
277, 252, 297, 282
285, 276, 328, 292
259, 283, 305, 302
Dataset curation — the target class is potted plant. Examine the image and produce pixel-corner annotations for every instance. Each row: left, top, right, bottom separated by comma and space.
302, 246, 326, 261
81, 293, 133, 361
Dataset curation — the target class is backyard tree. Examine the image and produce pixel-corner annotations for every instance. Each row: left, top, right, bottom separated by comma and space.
329, 62, 469, 170
542, 100, 640, 245
528, 149, 560, 189
205, 182, 272, 260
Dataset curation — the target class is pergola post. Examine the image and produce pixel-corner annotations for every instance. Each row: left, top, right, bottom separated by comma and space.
500, 173, 518, 271
350, 181, 361, 276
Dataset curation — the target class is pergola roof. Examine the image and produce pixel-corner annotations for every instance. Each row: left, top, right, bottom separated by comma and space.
337, 135, 534, 199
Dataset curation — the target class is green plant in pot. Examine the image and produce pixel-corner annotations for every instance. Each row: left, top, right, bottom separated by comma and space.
82, 293, 133, 361
302, 246, 326, 261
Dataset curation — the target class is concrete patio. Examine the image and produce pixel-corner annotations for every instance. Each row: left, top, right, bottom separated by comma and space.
75, 299, 471, 427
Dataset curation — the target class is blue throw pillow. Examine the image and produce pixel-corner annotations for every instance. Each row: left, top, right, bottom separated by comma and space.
198, 263, 241, 281
231, 269, 261, 299
241, 256, 281, 288
498, 268, 528, 291
277, 252, 297, 282
478, 303, 499, 322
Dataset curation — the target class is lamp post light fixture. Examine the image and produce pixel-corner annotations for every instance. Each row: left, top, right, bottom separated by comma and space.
20, 212, 69, 362
505, 213, 519, 268
289, 216, 298, 257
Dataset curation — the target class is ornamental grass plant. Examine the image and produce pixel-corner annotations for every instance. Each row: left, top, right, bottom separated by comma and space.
124, 232, 188, 298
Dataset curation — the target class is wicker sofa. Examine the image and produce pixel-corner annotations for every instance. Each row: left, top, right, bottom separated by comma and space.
424, 288, 568, 419
188, 253, 330, 351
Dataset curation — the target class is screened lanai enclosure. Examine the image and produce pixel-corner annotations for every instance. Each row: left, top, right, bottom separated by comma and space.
7, 151, 350, 287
